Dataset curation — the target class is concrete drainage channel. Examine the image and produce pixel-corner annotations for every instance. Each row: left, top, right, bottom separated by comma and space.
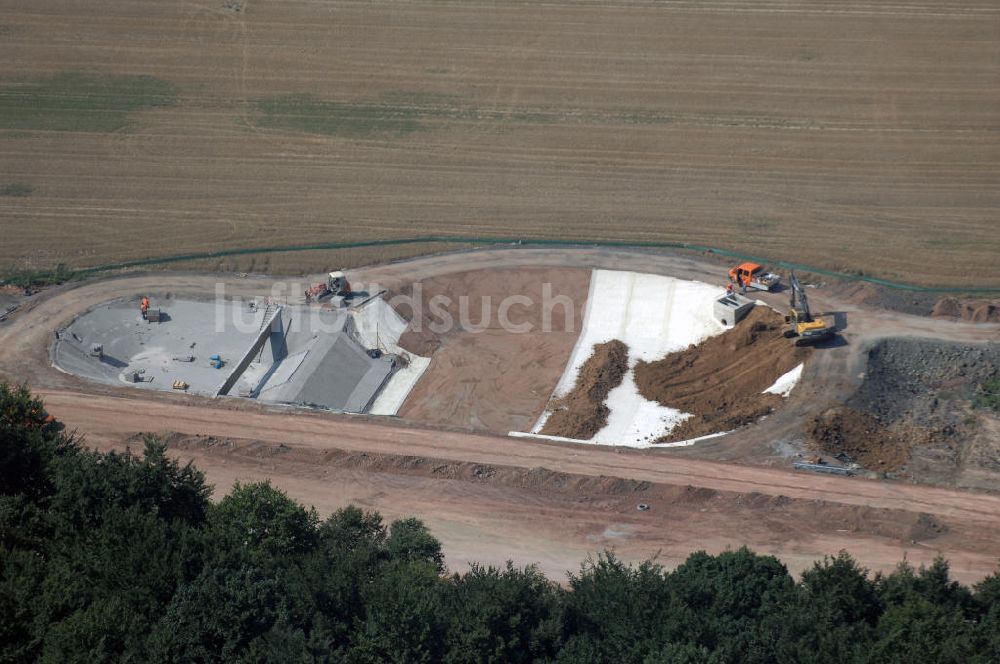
51, 293, 430, 415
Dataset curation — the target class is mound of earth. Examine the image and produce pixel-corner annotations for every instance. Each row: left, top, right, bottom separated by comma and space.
634, 307, 812, 442
541, 340, 629, 440
931, 297, 1000, 323
806, 339, 1000, 480
807, 408, 916, 470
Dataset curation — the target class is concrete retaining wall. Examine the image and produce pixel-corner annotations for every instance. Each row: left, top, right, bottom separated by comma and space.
217, 306, 283, 396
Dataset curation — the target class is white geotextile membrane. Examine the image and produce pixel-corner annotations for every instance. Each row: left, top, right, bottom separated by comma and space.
529, 269, 726, 448
763, 363, 804, 398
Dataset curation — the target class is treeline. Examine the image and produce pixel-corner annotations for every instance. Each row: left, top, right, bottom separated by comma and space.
1, 383, 998, 663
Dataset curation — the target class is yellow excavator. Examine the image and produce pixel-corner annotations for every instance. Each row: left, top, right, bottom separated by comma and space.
785, 271, 836, 345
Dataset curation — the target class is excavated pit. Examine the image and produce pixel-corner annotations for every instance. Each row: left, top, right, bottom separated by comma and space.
634, 308, 812, 442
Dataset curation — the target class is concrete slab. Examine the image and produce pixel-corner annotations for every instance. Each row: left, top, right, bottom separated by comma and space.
261, 331, 393, 411
53, 296, 403, 414
54, 298, 267, 396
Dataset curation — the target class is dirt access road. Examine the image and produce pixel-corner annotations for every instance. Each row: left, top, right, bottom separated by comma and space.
2, 0, 999, 285
36, 389, 1000, 584
2, 247, 999, 581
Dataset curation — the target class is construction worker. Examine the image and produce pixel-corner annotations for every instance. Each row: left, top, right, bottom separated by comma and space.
140, 297, 150, 320
726, 282, 734, 297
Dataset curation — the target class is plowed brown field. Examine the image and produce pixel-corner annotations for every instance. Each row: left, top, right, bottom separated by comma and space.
1, 0, 998, 285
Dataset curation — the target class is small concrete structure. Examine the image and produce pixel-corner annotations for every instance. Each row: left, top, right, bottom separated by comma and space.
713, 293, 756, 326
146, 308, 162, 323
793, 461, 854, 476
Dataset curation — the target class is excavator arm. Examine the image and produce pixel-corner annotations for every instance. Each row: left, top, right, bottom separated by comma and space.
789, 271, 811, 321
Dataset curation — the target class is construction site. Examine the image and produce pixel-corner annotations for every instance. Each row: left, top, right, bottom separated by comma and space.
1, 0, 998, 588
51, 273, 428, 415
3, 246, 998, 584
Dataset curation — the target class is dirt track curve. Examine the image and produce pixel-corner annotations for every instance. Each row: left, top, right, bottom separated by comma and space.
2, 248, 999, 582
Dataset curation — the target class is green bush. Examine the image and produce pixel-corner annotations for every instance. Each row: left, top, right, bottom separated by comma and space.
974, 379, 1000, 412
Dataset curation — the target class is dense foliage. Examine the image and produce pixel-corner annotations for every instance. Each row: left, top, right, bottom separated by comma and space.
1, 383, 998, 662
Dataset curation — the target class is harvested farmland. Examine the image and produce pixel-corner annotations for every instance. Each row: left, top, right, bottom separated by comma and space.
541, 340, 629, 440
1, 0, 998, 285
0, 71, 176, 133
635, 308, 811, 442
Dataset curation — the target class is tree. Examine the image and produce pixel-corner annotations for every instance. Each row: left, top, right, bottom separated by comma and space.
766, 552, 880, 663
208, 481, 319, 564
351, 559, 447, 663
319, 504, 386, 554
877, 557, 974, 617
386, 517, 444, 572
0, 383, 76, 498
3, 381, 1000, 663
558, 553, 674, 663
46, 438, 211, 534
148, 565, 287, 662
31, 505, 204, 662
870, 596, 979, 663
443, 562, 562, 663
667, 548, 795, 660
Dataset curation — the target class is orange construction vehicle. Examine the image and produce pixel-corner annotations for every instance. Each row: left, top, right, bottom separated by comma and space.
728, 262, 781, 292
140, 296, 150, 320
303, 270, 352, 304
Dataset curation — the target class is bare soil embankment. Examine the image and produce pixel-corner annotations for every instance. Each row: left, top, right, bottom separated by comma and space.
540, 340, 629, 440
391, 267, 589, 433
635, 308, 812, 442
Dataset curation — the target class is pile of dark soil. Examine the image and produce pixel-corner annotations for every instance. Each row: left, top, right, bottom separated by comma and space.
931, 297, 1000, 323
807, 408, 916, 470
807, 339, 1000, 474
634, 307, 812, 442
541, 340, 628, 439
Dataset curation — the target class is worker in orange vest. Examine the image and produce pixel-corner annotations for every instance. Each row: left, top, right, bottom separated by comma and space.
141, 297, 150, 319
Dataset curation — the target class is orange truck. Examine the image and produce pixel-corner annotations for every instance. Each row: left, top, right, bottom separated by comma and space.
728, 262, 782, 292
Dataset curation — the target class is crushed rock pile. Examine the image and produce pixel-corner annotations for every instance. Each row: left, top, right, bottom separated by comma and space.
634, 307, 812, 442
541, 340, 629, 440
807, 339, 1000, 473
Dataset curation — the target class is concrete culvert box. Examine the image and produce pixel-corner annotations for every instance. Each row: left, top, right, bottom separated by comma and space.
713, 293, 756, 326
146, 308, 162, 323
